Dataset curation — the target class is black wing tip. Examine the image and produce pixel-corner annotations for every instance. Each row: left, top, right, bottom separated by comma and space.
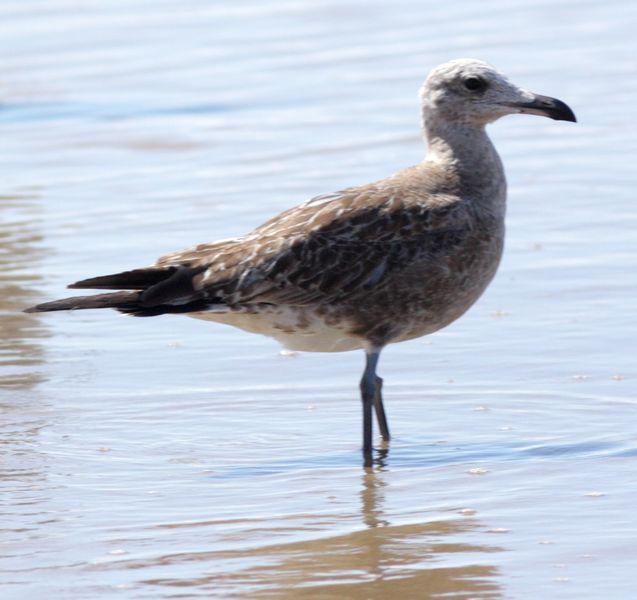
118, 298, 213, 317
67, 276, 119, 289
68, 267, 178, 290
23, 301, 69, 313
67, 282, 103, 290
21, 291, 141, 313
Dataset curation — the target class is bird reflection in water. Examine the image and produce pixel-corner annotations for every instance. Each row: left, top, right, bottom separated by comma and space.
330, 455, 503, 599
138, 456, 502, 599
360, 447, 390, 529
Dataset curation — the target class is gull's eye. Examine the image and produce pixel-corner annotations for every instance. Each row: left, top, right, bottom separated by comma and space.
463, 77, 487, 93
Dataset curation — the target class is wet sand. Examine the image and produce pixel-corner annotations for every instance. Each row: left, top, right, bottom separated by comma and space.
1, 1, 636, 598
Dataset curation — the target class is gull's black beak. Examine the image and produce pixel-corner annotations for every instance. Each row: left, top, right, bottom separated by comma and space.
507, 94, 577, 123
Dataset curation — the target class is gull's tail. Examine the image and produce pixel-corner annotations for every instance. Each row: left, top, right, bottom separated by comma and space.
24, 266, 210, 316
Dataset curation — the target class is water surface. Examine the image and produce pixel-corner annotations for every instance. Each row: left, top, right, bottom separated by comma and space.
2, 1, 636, 598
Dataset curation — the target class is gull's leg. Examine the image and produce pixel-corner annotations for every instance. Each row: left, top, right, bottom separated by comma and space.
373, 375, 390, 442
360, 349, 382, 461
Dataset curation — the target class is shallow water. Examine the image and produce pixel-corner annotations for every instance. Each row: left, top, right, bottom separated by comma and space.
2, 1, 637, 598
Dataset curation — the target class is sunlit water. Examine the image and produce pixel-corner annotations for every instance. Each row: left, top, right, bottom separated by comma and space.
2, 1, 636, 598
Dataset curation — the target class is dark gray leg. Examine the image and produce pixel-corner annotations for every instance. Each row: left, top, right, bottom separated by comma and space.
373, 375, 390, 441
360, 349, 386, 461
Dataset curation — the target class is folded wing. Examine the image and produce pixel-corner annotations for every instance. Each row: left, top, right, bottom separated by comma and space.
25, 176, 471, 316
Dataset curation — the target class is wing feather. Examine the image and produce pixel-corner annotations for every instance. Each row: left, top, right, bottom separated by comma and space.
155, 178, 473, 309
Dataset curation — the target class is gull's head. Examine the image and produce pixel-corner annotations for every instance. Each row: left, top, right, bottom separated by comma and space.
420, 58, 576, 127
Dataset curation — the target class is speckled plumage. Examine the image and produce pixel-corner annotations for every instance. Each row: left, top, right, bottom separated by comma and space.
27, 59, 576, 458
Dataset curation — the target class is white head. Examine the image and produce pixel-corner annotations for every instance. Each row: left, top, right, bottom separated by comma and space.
420, 58, 576, 128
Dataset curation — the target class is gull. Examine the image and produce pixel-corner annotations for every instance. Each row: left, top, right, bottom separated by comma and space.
26, 59, 576, 462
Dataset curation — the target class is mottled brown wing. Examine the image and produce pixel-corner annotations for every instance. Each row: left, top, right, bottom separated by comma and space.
157, 182, 473, 308
156, 238, 240, 268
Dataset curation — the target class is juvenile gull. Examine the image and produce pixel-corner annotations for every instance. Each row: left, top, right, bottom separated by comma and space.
26, 59, 576, 461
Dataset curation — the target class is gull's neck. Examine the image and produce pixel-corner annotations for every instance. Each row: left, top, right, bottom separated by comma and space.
423, 117, 506, 210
